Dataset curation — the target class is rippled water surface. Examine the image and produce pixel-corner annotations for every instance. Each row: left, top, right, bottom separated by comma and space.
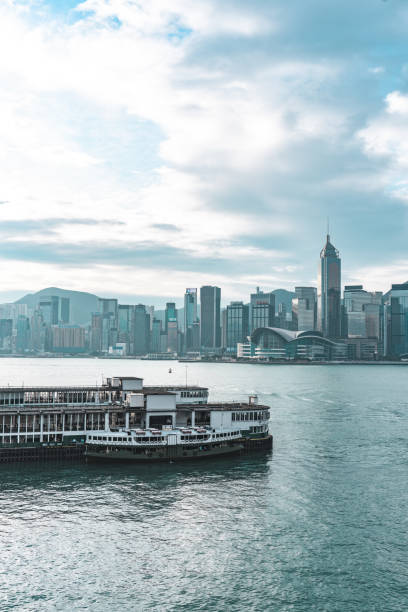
1, 358, 408, 611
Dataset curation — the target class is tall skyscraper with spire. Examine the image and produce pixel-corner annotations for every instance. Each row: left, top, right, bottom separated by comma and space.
317, 233, 341, 338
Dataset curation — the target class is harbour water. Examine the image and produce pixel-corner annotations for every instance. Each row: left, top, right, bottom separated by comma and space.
0, 358, 407, 611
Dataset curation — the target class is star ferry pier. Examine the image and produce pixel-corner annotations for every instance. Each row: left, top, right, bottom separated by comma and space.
0, 376, 272, 463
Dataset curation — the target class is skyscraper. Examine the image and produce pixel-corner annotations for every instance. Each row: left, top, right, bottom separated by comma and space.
118, 305, 134, 353
226, 302, 249, 355
184, 288, 198, 352
343, 285, 382, 339
250, 287, 275, 332
97, 298, 118, 352
317, 234, 341, 338
200, 286, 221, 351
39, 296, 59, 326
292, 287, 317, 331
383, 282, 408, 357
133, 304, 150, 355
165, 302, 178, 353
60, 298, 70, 324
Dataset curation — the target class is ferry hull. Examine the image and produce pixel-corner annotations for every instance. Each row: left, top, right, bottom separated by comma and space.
85, 441, 245, 462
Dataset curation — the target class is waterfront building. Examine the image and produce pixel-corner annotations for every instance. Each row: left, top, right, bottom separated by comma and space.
184, 289, 198, 352
30, 310, 46, 353
200, 286, 221, 351
0, 303, 28, 326
97, 299, 118, 352
221, 308, 227, 350
150, 318, 162, 353
90, 313, 102, 353
292, 287, 317, 331
51, 325, 86, 354
0, 319, 12, 351
167, 320, 178, 353
160, 330, 168, 354
250, 327, 347, 361
343, 286, 383, 343
250, 288, 275, 333
16, 315, 30, 353
133, 304, 150, 355
344, 337, 379, 360
383, 282, 408, 357
236, 342, 256, 358
317, 234, 341, 338
118, 305, 134, 353
165, 302, 178, 353
226, 302, 249, 355
189, 321, 200, 353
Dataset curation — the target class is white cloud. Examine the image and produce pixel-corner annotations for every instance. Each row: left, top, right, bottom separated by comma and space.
0, 0, 403, 300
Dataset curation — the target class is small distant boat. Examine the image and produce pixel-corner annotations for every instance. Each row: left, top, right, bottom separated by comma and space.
168, 368, 172, 373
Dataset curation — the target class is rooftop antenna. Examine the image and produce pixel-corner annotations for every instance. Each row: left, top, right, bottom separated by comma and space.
327, 216, 330, 240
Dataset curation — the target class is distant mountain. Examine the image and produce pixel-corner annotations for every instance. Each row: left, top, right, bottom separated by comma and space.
272, 289, 296, 314
16, 287, 99, 325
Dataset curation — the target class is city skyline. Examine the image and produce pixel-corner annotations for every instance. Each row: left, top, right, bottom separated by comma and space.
1, 230, 408, 359
1, 1, 408, 303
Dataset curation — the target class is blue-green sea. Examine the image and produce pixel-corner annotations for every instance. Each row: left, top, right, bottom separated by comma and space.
0, 358, 407, 611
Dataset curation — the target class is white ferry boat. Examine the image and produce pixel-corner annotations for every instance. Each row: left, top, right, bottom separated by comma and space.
85, 376, 272, 462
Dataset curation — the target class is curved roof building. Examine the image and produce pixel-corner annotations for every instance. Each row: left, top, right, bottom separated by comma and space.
250, 327, 345, 361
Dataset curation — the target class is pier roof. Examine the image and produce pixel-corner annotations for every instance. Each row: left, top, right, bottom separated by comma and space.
182, 402, 269, 411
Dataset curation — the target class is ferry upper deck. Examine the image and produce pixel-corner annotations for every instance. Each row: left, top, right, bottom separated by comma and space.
0, 376, 269, 446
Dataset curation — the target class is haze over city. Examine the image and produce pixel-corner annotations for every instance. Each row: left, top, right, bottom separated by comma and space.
1, 0, 408, 304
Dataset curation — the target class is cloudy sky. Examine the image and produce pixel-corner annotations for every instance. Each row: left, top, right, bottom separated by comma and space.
1, 0, 408, 306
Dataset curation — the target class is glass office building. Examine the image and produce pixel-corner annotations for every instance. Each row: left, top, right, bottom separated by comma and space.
317, 234, 341, 338
384, 283, 408, 357
250, 288, 275, 332
292, 287, 317, 331
200, 286, 221, 351
226, 302, 249, 355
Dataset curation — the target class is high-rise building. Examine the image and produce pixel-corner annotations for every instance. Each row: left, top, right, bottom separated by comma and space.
317, 234, 341, 338
97, 298, 118, 318
383, 282, 408, 357
184, 289, 198, 352
97, 299, 118, 352
118, 305, 134, 353
90, 313, 102, 353
165, 302, 178, 353
221, 308, 227, 350
250, 288, 275, 332
60, 298, 70, 324
16, 315, 30, 353
226, 302, 249, 355
0, 319, 12, 351
292, 287, 317, 331
51, 325, 86, 353
343, 285, 382, 339
39, 297, 59, 326
167, 321, 178, 353
150, 318, 162, 353
200, 286, 221, 351
133, 304, 150, 355
30, 310, 46, 353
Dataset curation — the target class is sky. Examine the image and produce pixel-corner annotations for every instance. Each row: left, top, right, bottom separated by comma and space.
1, 0, 408, 306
